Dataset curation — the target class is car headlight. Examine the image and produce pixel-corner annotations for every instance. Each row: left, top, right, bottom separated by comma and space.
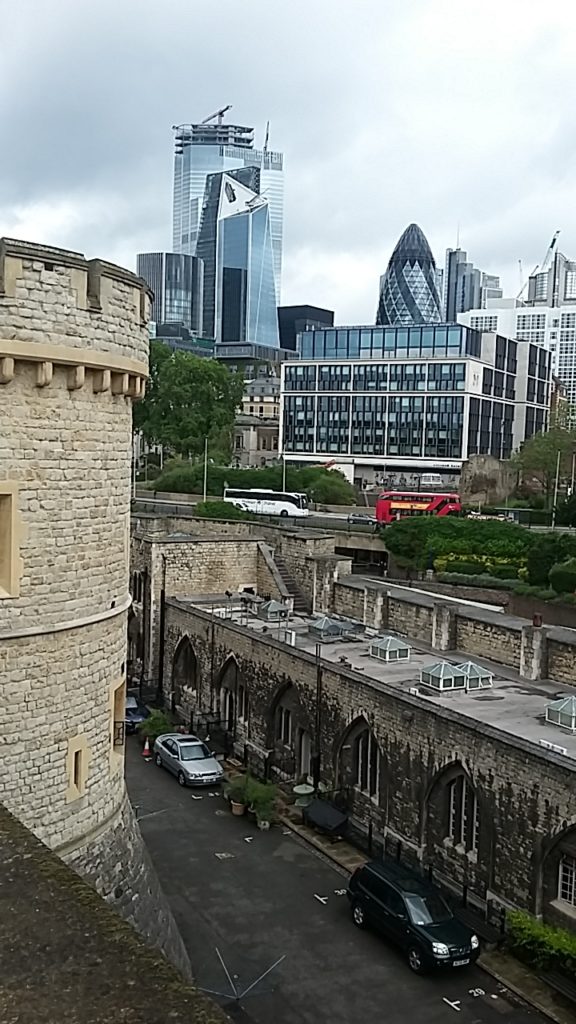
432, 942, 450, 956
470, 934, 479, 950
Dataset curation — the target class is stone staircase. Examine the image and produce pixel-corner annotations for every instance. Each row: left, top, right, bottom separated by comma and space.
272, 553, 311, 615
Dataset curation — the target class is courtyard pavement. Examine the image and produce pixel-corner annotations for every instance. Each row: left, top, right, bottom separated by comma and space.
126, 740, 551, 1024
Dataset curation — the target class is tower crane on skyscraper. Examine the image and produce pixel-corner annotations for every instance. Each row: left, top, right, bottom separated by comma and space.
200, 105, 232, 125
539, 230, 561, 273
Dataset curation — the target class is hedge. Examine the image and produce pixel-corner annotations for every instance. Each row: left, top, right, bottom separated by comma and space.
194, 500, 254, 521
437, 573, 518, 590
506, 910, 576, 977
549, 558, 576, 595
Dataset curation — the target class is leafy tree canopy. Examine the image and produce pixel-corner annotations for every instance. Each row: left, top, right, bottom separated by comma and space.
134, 342, 244, 458
384, 516, 534, 570
514, 424, 576, 503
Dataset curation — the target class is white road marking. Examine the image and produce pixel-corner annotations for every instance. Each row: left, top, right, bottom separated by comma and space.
314, 894, 328, 904
214, 809, 227, 817
215, 852, 235, 860
469, 989, 485, 997
135, 808, 170, 822
442, 998, 461, 1011
334, 888, 347, 895
244, 836, 254, 843
282, 829, 292, 836
190, 795, 203, 801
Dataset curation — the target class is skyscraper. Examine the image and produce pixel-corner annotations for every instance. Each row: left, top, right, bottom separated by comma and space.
444, 247, 502, 321
172, 114, 284, 299
376, 223, 443, 326
136, 252, 204, 335
196, 169, 279, 346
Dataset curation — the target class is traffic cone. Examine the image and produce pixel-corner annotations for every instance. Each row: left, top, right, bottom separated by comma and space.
142, 736, 152, 760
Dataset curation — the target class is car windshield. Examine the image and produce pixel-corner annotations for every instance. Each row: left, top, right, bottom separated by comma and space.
125, 696, 138, 709
404, 893, 452, 926
179, 742, 211, 761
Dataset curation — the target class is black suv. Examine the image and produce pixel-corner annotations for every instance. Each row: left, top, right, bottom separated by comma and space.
347, 860, 480, 974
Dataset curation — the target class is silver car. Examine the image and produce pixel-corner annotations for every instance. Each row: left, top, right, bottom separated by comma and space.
153, 733, 224, 787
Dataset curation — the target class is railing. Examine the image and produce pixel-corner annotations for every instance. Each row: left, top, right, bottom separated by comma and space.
113, 720, 125, 747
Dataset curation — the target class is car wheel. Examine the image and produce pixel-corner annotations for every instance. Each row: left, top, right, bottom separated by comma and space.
352, 902, 366, 929
177, 771, 187, 787
154, 753, 162, 767
280, 509, 288, 517
407, 946, 425, 974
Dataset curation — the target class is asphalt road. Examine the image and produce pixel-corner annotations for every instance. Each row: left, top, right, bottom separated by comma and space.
126, 740, 546, 1024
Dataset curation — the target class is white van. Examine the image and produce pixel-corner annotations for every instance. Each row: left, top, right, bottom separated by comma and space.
420, 473, 443, 488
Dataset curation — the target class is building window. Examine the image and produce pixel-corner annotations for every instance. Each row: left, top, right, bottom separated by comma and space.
448, 776, 479, 852
237, 684, 248, 724
353, 728, 380, 799
0, 482, 20, 599
276, 706, 292, 746
112, 680, 126, 749
66, 735, 89, 802
559, 855, 576, 908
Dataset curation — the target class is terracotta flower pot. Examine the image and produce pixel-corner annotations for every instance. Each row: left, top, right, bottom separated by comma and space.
231, 800, 246, 816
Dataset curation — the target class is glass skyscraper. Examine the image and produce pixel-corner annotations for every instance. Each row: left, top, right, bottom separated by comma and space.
136, 252, 204, 335
172, 120, 284, 300
196, 170, 279, 346
377, 223, 443, 326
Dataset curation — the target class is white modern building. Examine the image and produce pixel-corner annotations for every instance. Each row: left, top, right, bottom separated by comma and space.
280, 323, 550, 484
458, 301, 576, 404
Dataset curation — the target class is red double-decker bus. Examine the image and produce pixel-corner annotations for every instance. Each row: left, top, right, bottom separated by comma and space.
376, 491, 462, 525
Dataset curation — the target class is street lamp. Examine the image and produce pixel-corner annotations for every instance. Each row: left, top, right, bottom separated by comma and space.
551, 449, 562, 529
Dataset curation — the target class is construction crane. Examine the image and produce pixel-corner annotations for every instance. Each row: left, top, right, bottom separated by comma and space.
539, 230, 560, 274
516, 259, 539, 300
200, 105, 232, 126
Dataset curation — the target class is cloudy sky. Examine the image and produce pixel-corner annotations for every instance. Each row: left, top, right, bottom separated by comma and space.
2, 0, 576, 322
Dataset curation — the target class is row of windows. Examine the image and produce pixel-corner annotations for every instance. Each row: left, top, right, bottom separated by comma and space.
298, 325, 482, 360
482, 368, 516, 400
285, 361, 468, 392
283, 395, 466, 457
468, 397, 514, 459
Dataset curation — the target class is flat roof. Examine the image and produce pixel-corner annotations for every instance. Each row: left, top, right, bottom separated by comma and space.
170, 594, 576, 769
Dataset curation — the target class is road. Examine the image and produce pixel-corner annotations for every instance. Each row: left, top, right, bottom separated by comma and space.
126, 741, 546, 1024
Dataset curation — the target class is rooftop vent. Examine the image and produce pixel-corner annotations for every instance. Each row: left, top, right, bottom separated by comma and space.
257, 599, 290, 622
369, 635, 411, 663
456, 661, 494, 690
308, 616, 364, 640
420, 661, 466, 692
545, 695, 576, 733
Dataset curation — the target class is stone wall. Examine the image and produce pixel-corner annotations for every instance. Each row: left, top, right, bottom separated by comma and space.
0, 239, 188, 975
162, 600, 576, 928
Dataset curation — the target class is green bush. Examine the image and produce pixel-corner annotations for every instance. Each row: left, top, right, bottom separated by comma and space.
153, 461, 357, 505
549, 558, 576, 594
526, 534, 576, 586
194, 500, 254, 521
385, 516, 533, 572
137, 709, 172, 745
489, 564, 520, 580
507, 910, 576, 977
444, 560, 483, 575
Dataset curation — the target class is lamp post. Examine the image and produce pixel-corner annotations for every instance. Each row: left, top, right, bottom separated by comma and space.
282, 454, 287, 492
551, 449, 562, 529
203, 435, 208, 503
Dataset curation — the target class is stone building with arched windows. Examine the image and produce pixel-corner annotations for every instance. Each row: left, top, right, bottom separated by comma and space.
159, 587, 576, 933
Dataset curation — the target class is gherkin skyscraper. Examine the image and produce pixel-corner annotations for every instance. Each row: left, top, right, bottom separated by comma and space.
377, 223, 443, 326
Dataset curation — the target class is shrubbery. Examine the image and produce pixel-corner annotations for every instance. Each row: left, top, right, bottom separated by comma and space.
507, 910, 576, 977
194, 500, 254, 521
437, 573, 518, 591
549, 558, 576, 594
526, 534, 576, 586
384, 516, 532, 572
153, 461, 356, 505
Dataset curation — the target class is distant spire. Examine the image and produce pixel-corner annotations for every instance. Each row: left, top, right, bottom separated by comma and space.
263, 121, 270, 152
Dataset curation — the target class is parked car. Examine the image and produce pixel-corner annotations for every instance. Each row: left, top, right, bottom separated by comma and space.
125, 694, 150, 735
153, 733, 224, 787
347, 513, 376, 526
347, 860, 480, 974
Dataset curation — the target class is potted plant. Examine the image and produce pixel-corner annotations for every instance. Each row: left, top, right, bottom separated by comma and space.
251, 780, 277, 830
137, 709, 172, 747
226, 776, 248, 816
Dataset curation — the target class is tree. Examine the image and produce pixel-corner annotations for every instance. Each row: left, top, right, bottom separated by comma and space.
134, 343, 244, 458
514, 426, 576, 504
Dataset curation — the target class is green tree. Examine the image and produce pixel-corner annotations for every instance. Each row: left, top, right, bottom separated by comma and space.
133, 343, 244, 458
514, 426, 576, 504
152, 462, 357, 505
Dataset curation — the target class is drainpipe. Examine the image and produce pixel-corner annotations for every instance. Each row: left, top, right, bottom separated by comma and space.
156, 554, 167, 706
312, 642, 323, 790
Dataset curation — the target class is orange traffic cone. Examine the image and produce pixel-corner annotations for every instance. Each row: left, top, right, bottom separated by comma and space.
142, 736, 152, 760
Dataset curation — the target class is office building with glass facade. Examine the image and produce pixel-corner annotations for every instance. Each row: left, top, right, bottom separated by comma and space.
137, 252, 204, 335
377, 223, 443, 326
280, 323, 550, 479
172, 120, 284, 299
444, 247, 502, 321
196, 170, 279, 347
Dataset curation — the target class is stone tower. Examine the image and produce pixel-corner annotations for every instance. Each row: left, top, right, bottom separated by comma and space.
0, 238, 189, 975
